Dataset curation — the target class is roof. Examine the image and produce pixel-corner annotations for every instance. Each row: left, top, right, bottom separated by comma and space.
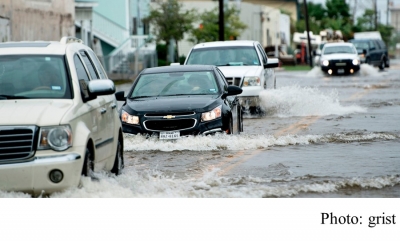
192, 40, 258, 49
0, 37, 86, 55
141, 65, 216, 74
323, 42, 355, 47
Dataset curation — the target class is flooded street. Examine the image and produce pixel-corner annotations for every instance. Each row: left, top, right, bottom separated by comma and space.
2, 63, 399, 198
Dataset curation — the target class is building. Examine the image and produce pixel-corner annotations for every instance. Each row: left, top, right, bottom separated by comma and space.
0, 0, 75, 42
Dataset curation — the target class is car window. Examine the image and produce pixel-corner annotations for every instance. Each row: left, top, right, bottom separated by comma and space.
0, 55, 71, 99
74, 54, 90, 100
256, 44, 268, 65
351, 41, 369, 50
130, 71, 219, 97
86, 49, 107, 79
215, 67, 229, 91
369, 41, 376, 50
79, 50, 99, 80
186, 46, 260, 66
323, 46, 356, 54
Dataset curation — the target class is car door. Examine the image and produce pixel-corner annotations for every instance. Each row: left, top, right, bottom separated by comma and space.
216, 68, 240, 134
74, 52, 113, 165
255, 43, 272, 89
79, 49, 117, 164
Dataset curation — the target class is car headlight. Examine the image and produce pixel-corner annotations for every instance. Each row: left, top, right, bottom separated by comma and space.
38, 125, 72, 151
242, 76, 260, 87
201, 105, 222, 122
322, 60, 329, 66
121, 110, 139, 125
352, 59, 360, 65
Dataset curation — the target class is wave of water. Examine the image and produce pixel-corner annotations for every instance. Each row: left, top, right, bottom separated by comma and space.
122, 132, 398, 152
259, 85, 366, 117
305, 64, 381, 78
3, 169, 398, 198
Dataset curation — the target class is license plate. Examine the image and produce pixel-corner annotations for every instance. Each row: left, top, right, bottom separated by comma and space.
159, 131, 180, 139
337, 69, 345, 74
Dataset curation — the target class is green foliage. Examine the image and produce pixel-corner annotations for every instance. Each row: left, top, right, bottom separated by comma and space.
188, 5, 247, 44
142, 0, 197, 58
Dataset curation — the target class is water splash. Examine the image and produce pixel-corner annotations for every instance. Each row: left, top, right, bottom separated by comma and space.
259, 85, 367, 117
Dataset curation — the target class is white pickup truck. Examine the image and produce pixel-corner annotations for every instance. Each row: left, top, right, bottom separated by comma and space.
184, 40, 279, 114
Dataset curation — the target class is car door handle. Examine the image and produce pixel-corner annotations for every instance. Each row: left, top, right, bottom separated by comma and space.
111, 104, 117, 109
100, 108, 107, 114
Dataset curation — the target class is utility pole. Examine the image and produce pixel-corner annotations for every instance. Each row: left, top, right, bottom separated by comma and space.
373, 0, 378, 29
387, 0, 389, 25
303, 0, 313, 68
218, 0, 224, 41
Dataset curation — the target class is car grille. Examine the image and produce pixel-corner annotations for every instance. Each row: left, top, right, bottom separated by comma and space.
0, 126, 37, 163
225, 77, 241, 86
330, 59, 352, 66
144, 119, 196, 131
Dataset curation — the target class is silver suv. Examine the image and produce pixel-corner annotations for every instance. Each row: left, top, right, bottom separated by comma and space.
0, 37, 124, 196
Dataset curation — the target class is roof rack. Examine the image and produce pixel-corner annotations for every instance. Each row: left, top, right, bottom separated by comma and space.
60, 36, 84, 44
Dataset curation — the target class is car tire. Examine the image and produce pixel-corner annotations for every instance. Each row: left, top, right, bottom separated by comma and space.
379, 60, 385, 70
238, 106, 243, 133
111, 135, 124, 176
82, 147, 94, 177
227, 117, 233, 135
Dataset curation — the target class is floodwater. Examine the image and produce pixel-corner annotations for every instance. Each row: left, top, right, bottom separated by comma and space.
1, 63, 399, 198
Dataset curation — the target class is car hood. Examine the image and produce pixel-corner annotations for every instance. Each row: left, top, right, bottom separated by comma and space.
321, 53, 358, 60
0, 99, 74, 126
217, 66, 261, 77
125, 95, 219, 113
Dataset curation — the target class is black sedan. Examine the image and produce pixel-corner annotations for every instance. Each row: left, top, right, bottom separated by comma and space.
115, 65, 243, 139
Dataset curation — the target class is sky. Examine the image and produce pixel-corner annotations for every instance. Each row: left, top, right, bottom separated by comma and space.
307, 0, 400, 25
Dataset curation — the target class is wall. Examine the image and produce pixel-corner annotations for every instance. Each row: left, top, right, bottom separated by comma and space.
0, 0, 75, 42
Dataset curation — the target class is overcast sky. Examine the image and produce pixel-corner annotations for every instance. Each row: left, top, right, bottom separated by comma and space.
306, 0, 400, 25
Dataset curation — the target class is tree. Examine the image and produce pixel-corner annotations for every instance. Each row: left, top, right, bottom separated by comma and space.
142, 0, 196, 61
188, 5, 247, 44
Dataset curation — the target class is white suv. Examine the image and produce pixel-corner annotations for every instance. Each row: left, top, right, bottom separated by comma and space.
0, 37, 124, 196
184, 40, 279, 114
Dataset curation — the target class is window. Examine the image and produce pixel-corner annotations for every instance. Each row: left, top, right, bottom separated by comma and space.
74, 54, 90, 100
86, 50, 107, 79
79, 50, 99, 80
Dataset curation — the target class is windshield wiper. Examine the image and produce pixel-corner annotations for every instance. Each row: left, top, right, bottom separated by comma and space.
130, 95, 154, 99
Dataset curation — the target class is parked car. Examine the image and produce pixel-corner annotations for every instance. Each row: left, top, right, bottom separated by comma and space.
183, 40, 279, 114
348, 38, 390, 70
317, 42, 361, 75
0, 37, 124, 196
115, 65, 243, 139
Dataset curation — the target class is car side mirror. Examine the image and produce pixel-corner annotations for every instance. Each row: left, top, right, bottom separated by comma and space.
88, 79, 115, 96
115, 91, 126, 101
264, 58, 279, 68
223, 85, 242, 98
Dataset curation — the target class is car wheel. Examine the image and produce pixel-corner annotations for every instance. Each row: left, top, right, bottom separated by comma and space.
238, 106, 243, 133
227, 117, 233, 135
82, 147, 94, 178
111, 135, 124, 175
379, 60, 385, 70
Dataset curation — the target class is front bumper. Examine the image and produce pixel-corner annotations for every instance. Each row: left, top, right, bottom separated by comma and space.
122, 117, 226, 137
0, 153, 82, 196
321, 64, 360, 75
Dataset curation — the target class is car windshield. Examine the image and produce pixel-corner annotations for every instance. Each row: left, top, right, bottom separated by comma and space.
186, 46, 260, 66
323, 46, 356, 55
351, 42, 369, 50
130, 71, 220, 98
0, 55, 71, 99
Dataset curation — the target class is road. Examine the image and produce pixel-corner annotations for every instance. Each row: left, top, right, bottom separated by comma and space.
9, 62, 398, 198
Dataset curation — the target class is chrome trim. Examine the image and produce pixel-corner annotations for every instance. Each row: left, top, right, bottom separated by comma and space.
202, 128, 223, 135
144, 112, 196, 118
